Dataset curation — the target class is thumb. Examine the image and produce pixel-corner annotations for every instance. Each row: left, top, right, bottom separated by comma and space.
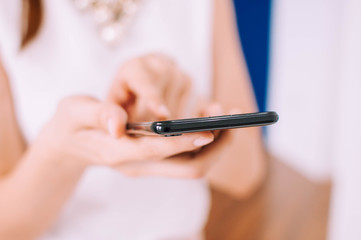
99, 103, 128, 138
58, 96, 128, 138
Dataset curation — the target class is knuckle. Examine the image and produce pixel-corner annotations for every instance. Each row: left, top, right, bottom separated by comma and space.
56, 95, 95, 116
58, 96, 74, 109
181, 74, 193, 90
146, 54, 175, 72
120, 58, 144, 73
58, 96, 93, 110
57, 96, 77, 115
177, 72, 193, 92
118, 58, 152, 85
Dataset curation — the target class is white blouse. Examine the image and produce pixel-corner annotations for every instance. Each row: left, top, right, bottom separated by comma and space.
0, 1, 214, 239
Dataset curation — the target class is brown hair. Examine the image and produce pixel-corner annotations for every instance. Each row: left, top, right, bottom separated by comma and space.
21, 0, 43, 48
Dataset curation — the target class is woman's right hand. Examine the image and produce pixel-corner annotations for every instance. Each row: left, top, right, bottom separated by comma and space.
1, 95, 213, 239
32, 96, 214, 176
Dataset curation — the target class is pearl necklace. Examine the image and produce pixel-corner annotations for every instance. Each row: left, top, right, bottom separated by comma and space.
72, 0, 140, 46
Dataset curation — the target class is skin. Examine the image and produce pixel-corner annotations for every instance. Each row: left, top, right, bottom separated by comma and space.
206, 0, 265, 197
0, 0, 265, 239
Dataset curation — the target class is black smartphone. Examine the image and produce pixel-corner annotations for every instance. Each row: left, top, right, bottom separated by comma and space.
126, 111, 279, 137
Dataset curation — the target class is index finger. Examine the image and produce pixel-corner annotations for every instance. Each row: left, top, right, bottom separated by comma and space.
108, 60, 170, 119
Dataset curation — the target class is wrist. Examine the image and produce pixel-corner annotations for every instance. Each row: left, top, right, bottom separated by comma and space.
28, 137, 89, 175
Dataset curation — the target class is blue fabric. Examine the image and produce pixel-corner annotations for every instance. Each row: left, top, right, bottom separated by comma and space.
233, 0, 271, 112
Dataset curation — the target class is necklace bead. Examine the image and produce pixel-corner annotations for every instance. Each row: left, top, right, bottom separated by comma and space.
72, 0, 140, 46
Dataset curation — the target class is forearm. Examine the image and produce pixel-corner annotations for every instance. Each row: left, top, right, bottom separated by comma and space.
208, 0, 266, 198
207, 128, 266, 198
0, 101, 26, 175
0, 75, 26, 175
0, 145, 86, 239
209, 56, 266, 197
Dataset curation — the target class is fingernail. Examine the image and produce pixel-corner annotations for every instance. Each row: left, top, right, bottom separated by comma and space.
194, 137, 213, 147
158, 104, 171, 118
107, 118, 118, 138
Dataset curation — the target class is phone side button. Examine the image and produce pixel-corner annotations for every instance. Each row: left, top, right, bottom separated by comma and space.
164, 134, 183, 137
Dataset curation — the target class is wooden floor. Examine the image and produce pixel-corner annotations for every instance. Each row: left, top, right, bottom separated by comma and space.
205, 156, 331, 240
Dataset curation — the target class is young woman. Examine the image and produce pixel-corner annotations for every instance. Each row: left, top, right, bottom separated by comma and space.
0, 0, 265, 239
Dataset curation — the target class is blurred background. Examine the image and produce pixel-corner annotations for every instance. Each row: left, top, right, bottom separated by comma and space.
206, 0, 361, 239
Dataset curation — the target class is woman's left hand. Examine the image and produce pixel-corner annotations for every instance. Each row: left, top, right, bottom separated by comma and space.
114, 103, 240, 179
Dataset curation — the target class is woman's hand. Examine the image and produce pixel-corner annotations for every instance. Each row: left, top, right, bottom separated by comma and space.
107, 53, 192, 121
0, 96, 215, 239
33, 96, 214, 176
113, 103, 238, 179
